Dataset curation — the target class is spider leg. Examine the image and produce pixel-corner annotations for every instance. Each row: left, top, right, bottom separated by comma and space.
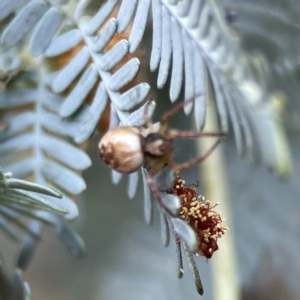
167, 129, 226, 139
146, 172, 177, 217
143, 100, 154, 130
170, 139, 222, 172
160, 96, 201, 127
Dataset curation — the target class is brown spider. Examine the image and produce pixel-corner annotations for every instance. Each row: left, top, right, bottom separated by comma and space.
98, 99, 225, 214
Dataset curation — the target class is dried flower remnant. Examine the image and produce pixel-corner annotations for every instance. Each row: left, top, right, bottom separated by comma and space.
167, 173, 228, 259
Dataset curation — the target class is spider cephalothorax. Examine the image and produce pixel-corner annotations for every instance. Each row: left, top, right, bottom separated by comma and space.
98, 99, 225, 215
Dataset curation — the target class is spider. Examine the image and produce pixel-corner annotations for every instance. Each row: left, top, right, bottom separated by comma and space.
98, 98, 226, 215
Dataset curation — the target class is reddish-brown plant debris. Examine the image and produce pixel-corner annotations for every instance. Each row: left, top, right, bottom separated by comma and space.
167, 173, 228, 259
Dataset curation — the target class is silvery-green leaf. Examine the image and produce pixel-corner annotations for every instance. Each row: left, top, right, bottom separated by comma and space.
182, 241, 204, 295
108, 58, 140, 92
12, 269, 26, 299
0, 112, 34, 140
108, 103, 119, 129
208, 67, 229, 133
60, 64, 98, 117
159, 209, 170, 246
153, 166, 175, 191
0, 203, 54, 225
18, 213, 84, 269
169, 18, 184, 102
90, 18, 117, 53
182, 33, 195, 115
52, 46, 91, 93
112, 170, 122, 184
53, 192, 78, 220
177, 0, 192, 17
127, 171, 139, 199
128, 0, 151, 53
17, 219, 42, 269
29, 7, 63, 56
1, 189, 68, 214
142, 168, 153, 225
150, 0, 162, 71
157, 6, 172, 88
42, 160, 86, 194
1, 1, 48, 47
0, 133, 34, 154
64, 103, 91, 125
3, 159, 34, 179
23, 282, 31, 299
4, 178, 62, 198
0, 48, 21, 72
76, 82, 108, 143
40, 88, 63, 113
0, 207, 40, 239
125, 100, 155, 127
98, 39, 128, 71
193, 50, 206, 130
45, 29, 83, 57
151, 0, 291, 174
73, 0, 89, 18
0, 0, 27, 21
41, 111, 80, 139
84, 0, 118, 36
173, 232, 184, 278
168, 215, 185, 278
171, 218, 198, 253
0, 89, 36, 109
116, 83, 150, 111
46, 213, 85, 257
116, 0, 137, 33
40, 135, 91, 170
197, 3, 211, 39
188, 0, 203, 28
43, 71, 61, 89
223, 86, 243, 156
161, 194, 181, 216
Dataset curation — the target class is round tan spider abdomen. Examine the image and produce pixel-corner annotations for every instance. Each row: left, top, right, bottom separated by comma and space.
98, 126, 145, 174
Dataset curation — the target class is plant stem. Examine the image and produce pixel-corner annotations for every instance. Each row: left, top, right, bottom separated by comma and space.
195, 80, 241, 300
